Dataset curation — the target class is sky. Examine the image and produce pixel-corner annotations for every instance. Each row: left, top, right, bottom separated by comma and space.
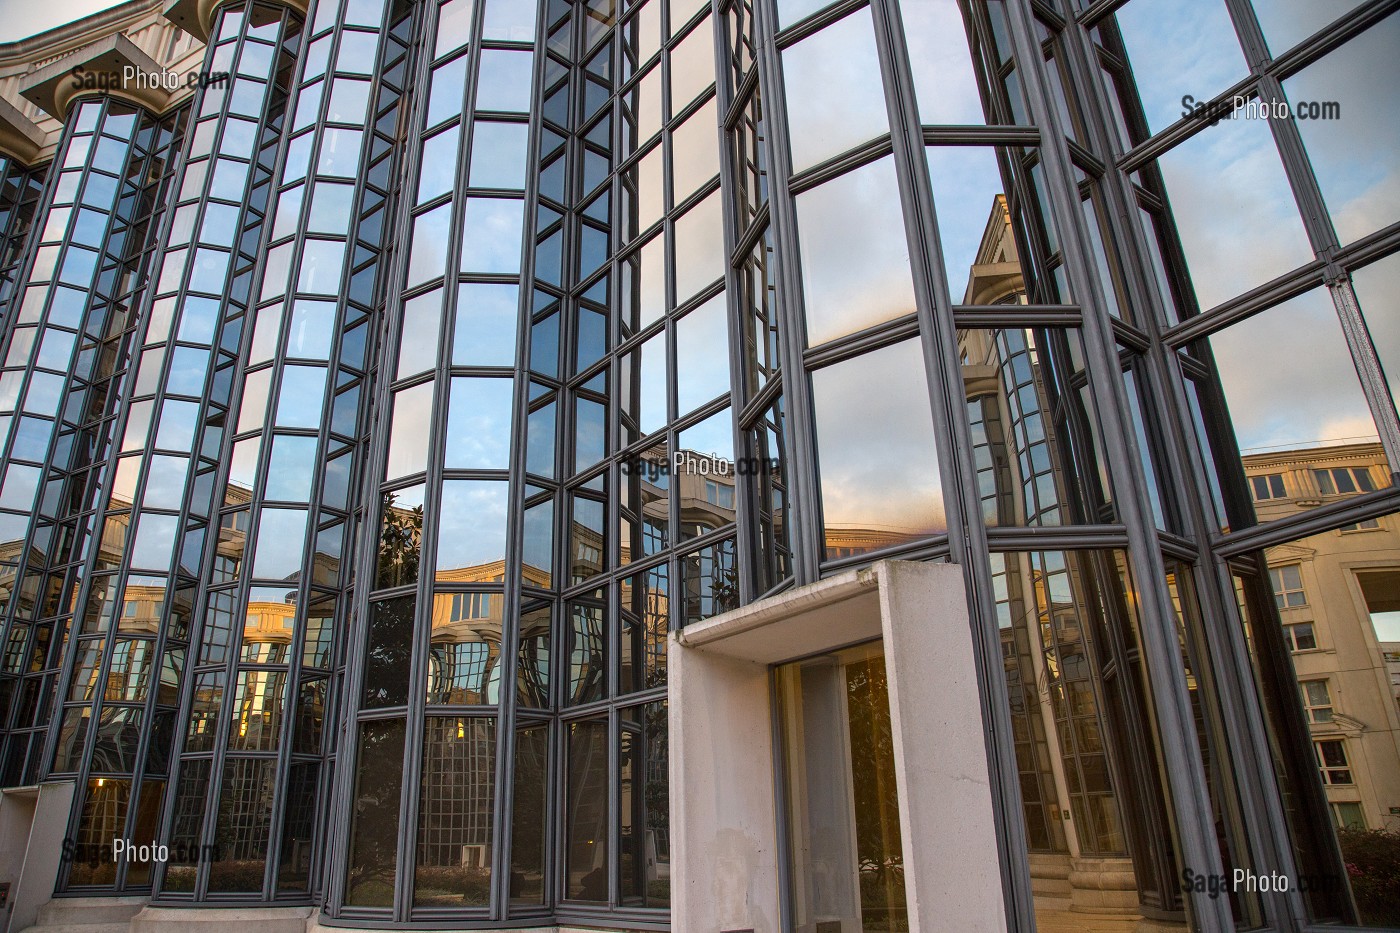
0, 0, 125, 42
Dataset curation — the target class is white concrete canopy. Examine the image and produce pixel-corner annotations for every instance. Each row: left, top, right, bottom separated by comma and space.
669, 560, 1009, 933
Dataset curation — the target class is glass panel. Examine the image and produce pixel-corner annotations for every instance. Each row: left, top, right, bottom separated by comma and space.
781, 7, 888, 173
454, 282, 519, 366
777, 643, 907, 929
675, 291, 728, 414
511, 723, 549, 905
620, 566, 668, 693
811, 340, 943, 557
386, 382, 435, 480
619, 700, 669, 907
346, 718, 405, 906
207, 759, 276, 892
1281, 16, 1399, 246
469, 121, 530, 190
363, 596, 416, 708
428, 594, 502, 704
958, 328, 1111, 527
414, 718, 496, 906
796, 156, 914, 346
437, 479, 508, 580
1113, 0, 1248, 136
673, 188, 724, 304
565, 717, 609, 901
444, 377, 513, 469
1198, 289, 1388, 530
460, 198, 524, 274
900, 0, 984, 125
1154, 118, 1313, 311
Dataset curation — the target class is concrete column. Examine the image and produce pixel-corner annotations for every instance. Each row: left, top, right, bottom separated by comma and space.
1, 780, 74, 933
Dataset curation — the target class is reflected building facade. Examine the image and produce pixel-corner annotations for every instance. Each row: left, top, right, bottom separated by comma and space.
0, 0, 1396, 931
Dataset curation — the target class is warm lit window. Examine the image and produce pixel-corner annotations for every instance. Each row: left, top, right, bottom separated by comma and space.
1284, 622, 1317, 652
1300, 680, 1333, 723
1250, 473, 1286, 500
1315, 739, 1352, 785
1269, 564, 1307, 609
1314, 467, 1376, 496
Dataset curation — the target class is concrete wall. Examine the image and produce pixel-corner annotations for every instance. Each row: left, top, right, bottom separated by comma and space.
670, 560, 1009, 933
1, 780, 73, 933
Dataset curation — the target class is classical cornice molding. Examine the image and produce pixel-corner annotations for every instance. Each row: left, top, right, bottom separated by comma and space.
0, 95, 44, 164
19, 33, 173, 119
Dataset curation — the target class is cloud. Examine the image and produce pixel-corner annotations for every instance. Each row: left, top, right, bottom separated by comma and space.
0, 0, 124, 42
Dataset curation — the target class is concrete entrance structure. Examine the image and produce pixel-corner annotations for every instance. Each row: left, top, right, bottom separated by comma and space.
669, 560, 1009, 933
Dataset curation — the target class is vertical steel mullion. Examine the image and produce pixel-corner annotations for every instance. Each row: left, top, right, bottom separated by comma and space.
323, 0, 431, 916
868, 1, 1035, 929
494, 0, 552, 919
711, 1, 757, 607
1003, 0, 1234, 928
748, 0, 819, 586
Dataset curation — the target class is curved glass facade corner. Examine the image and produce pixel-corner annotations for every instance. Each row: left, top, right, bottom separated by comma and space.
0, 0, 1393, 928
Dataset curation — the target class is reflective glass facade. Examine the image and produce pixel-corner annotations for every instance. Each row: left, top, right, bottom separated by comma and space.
0, 0, 1397, 929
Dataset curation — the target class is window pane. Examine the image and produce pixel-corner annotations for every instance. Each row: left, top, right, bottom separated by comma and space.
781, 7, 888, 173
436, 480, 508, 579
1281, 13, 1398, 245
414, 718, 495, 906
796, 156, 914, 346
346, 718, 405, 905
812, 340, 944, 556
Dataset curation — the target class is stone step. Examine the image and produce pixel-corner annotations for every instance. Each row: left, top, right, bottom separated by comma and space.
35, 897, 147, 926
18, 924, 132, 933
129, 906, 312, 933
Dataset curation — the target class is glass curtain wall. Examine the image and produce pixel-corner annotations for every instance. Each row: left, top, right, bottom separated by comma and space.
154, 0, 407, 901
0, 155, 48, 319
37, 0, 303, 895
332, 0, 535, 921
0, 98, 183, 844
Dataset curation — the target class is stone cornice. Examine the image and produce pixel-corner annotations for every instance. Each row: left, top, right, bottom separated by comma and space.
0, 95, 44, 163
19, 33, 174, 120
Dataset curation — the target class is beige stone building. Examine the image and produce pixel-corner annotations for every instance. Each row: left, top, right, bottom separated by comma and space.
1245, 443, 1400, 832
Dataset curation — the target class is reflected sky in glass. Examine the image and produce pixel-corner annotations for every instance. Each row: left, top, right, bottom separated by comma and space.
1114, 0, 1247, 135
1155, 116, 1313, 311
796, 156, 914, 345
782, 7, 888, 173
926, 146, 1011, 302
460, 198, 524, 274
1207, 288, 1380, 455
900, 0, 984, 125
1282, 12, 1400, 247
1252, 0, 1366, 57
437, 480, 509, 577
811, 340, 944, 542
444, 376, 513, 469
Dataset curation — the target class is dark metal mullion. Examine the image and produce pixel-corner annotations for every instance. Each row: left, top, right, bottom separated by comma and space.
494, 0, 555, 918
322, 0, 433, 916
750, 0, 818, 586
868, 2, 1035, 929
711, 0, 760, 607
1004, 0, 1235, 928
